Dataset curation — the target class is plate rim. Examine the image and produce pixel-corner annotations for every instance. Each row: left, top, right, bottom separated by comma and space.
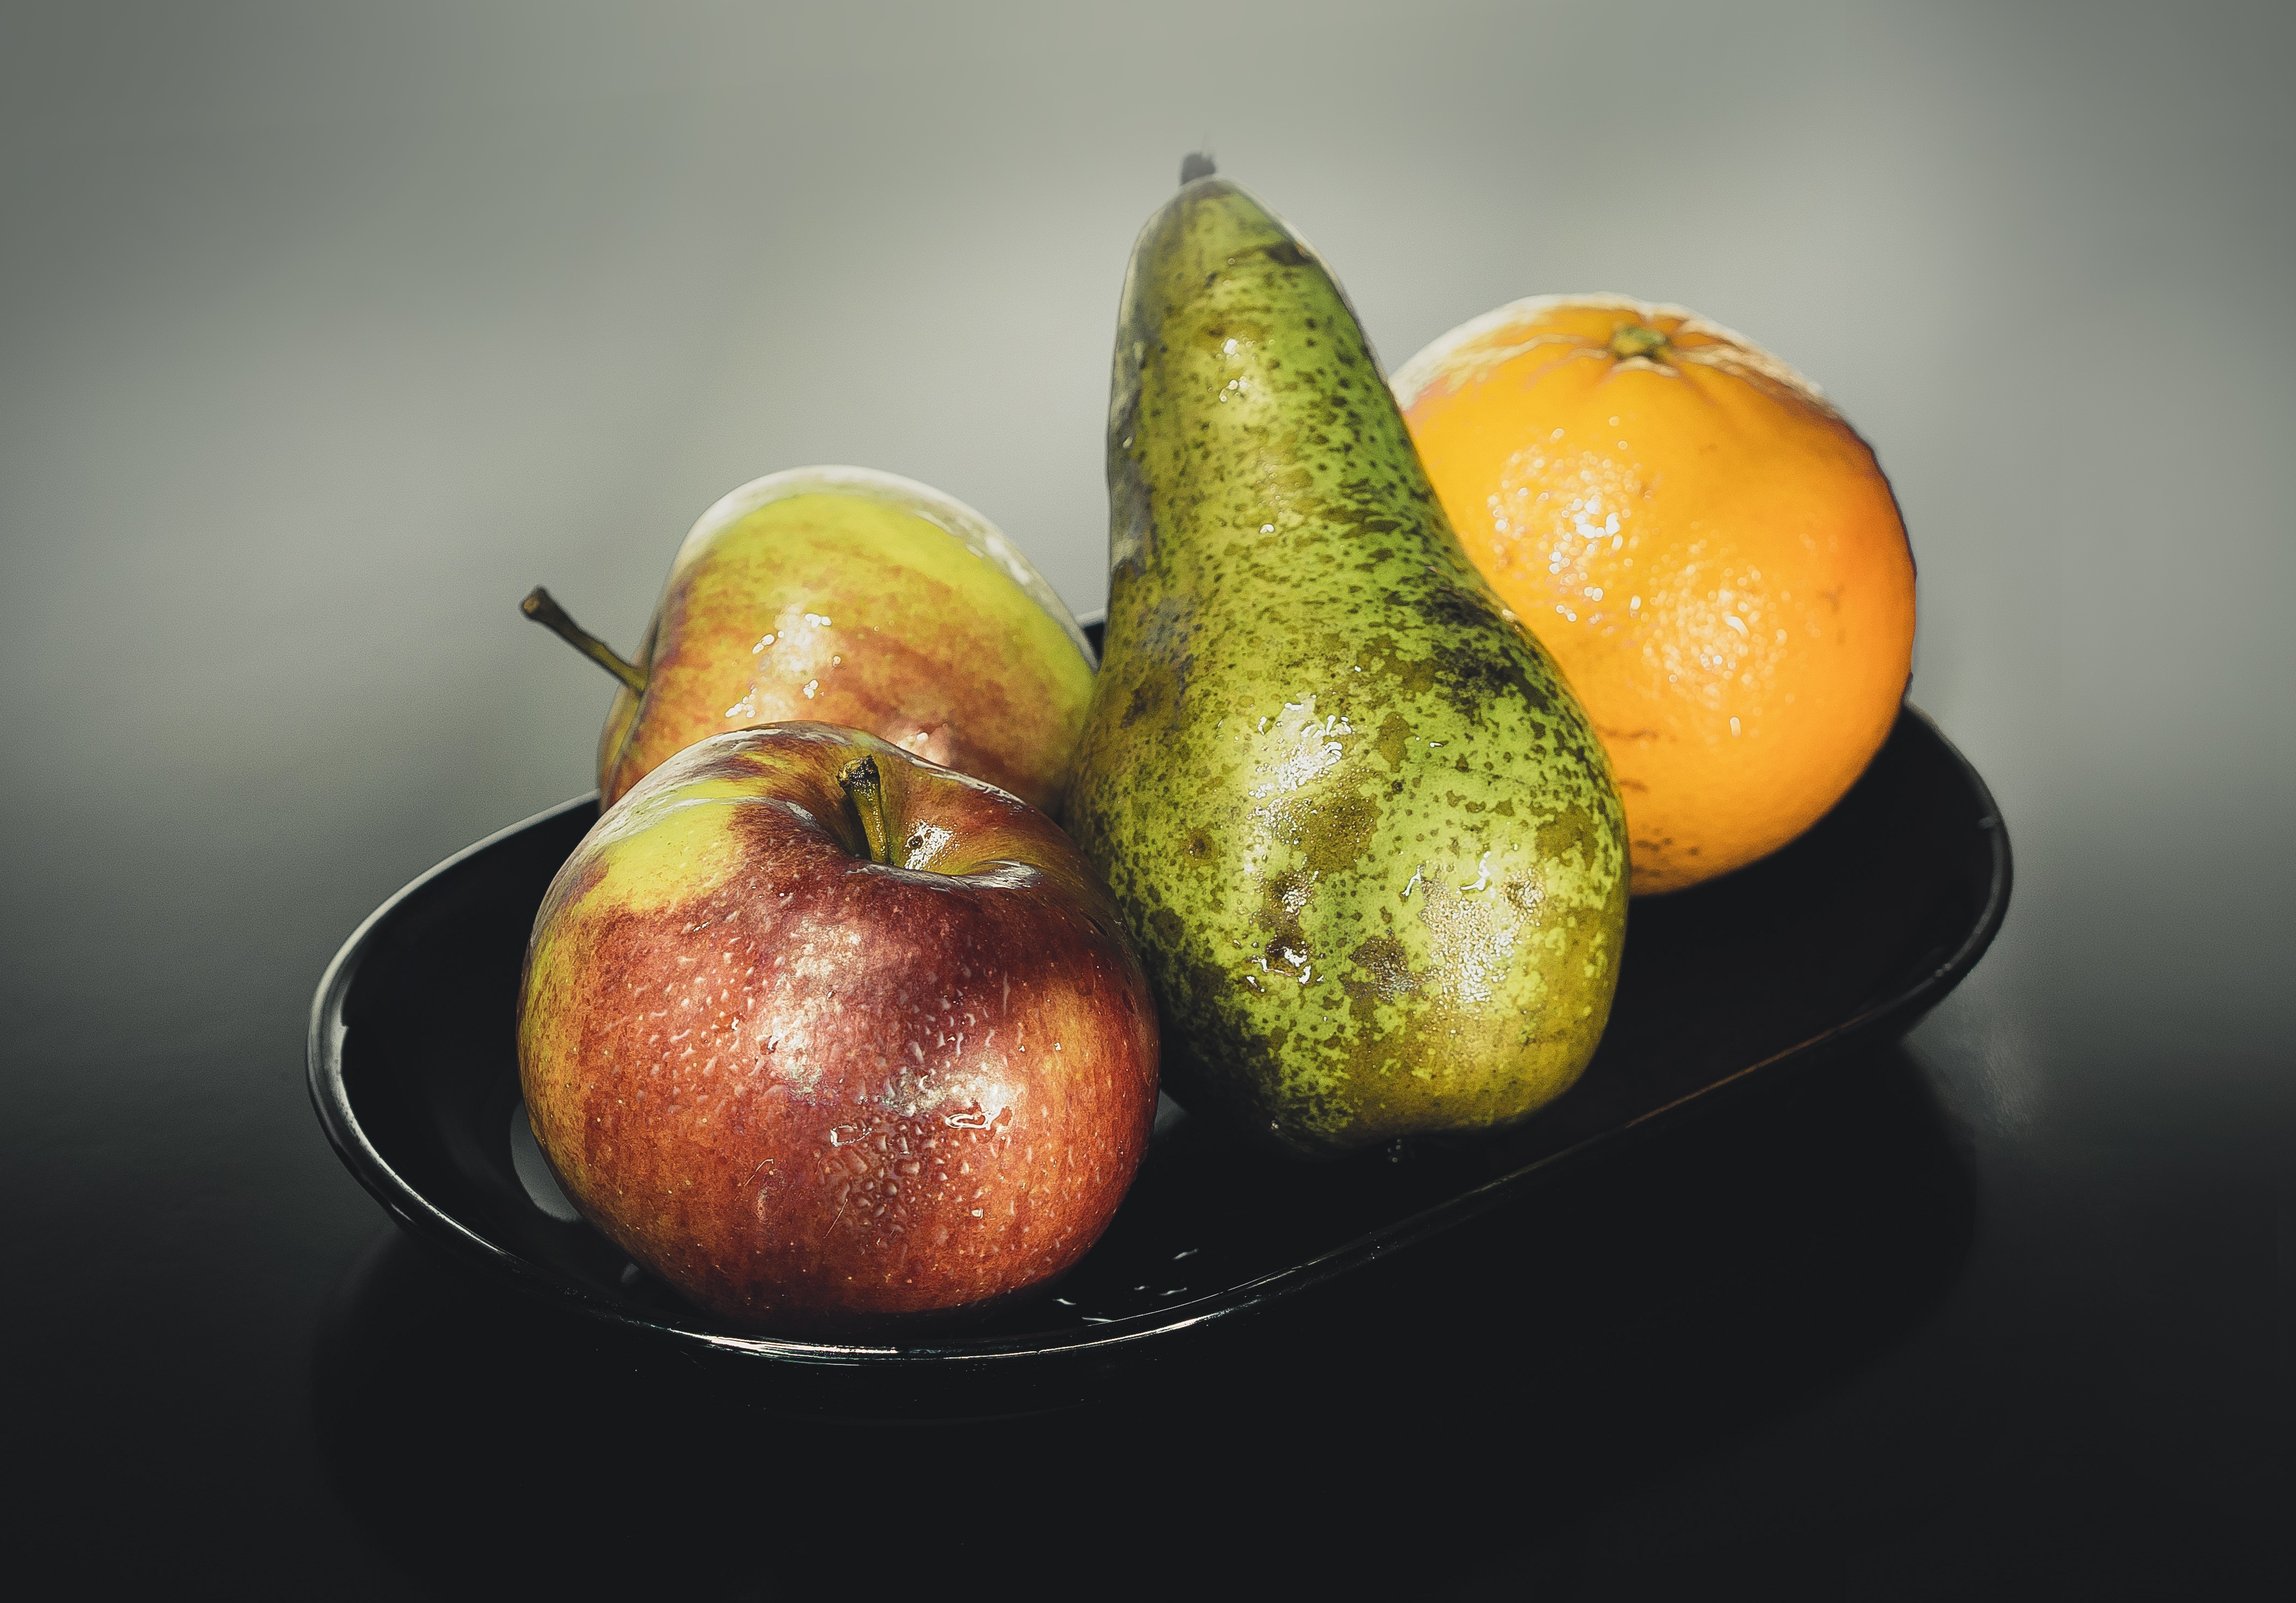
307, 704, 2011, 1370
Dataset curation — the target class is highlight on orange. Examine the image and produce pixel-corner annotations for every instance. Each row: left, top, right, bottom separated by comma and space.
1395, 295, 1916, 895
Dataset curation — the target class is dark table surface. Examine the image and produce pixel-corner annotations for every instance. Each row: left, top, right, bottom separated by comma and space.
4, 5, 2289, 1597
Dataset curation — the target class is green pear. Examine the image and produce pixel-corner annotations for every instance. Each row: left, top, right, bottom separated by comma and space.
1064, 168, 1629, 1158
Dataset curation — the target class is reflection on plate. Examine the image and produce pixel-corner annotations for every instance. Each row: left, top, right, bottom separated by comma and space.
309, 689, 2007, 1417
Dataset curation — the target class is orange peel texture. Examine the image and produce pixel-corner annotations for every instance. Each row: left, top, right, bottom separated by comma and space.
1397, 295, 1915, 895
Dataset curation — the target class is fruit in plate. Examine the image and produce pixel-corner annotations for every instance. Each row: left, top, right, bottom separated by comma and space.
516, 721, 1159, 1335
522, 466, 1096, 812
1395, 296, 1915, 894
1063, 163, 1627, 1159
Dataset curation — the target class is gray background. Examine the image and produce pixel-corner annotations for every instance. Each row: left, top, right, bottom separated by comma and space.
3, 1, 2289, 1591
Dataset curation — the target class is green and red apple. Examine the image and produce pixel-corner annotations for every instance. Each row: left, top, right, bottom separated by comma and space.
523, 466, 1095, 813
516, 721, 1159, 1335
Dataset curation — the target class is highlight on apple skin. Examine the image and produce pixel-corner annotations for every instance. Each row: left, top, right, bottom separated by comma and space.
516, 721, 1159, 1336
524, 466, 1099, 817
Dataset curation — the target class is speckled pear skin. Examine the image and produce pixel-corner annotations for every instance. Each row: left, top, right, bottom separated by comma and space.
1064, 177, 1629, 1158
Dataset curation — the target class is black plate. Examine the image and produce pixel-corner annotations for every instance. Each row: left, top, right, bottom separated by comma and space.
309, 701, 2008, 1417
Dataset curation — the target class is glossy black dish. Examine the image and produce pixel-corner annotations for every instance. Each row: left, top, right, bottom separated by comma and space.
309, 702, 2008, 1416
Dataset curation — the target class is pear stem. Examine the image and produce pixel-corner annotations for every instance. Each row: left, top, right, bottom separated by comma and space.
837, 756, 894, 865
521, 587, 646, 694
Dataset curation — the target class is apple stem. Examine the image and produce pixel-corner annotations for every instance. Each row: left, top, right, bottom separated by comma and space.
837, 756, 895, 865
520, 586, 647, 695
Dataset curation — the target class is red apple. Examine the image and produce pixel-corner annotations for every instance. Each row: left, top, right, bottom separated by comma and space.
520, 466, 1097, 814
516, 721, 1159, 1335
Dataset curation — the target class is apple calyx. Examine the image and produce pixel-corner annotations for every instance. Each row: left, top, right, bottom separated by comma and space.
837, 754, 895, 865
520, 586, 648, 695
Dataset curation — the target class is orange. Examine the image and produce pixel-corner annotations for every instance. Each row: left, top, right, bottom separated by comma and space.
1395, 295, 1915, 895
